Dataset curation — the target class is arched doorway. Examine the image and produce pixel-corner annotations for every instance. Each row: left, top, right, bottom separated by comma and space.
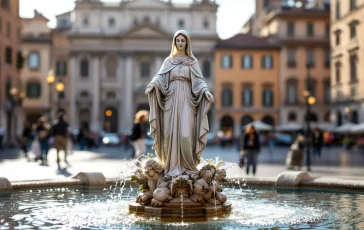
104, 107, 118, 133
220, 115, 234, 145
261, 115, 275, 126
241, 115, 253, 126
336, 111, 342, 126
79, 108, 90, 130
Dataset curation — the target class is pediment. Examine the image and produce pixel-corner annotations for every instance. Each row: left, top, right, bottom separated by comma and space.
121, 24, 171, 38
124, 0, 170, 9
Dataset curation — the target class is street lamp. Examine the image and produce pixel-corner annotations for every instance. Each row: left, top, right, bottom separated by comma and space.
46, 70, 55, 122
55, 81, 65, 114
305, 64, 313, 171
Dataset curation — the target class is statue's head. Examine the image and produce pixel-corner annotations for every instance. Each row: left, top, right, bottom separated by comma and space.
170, 30, 195, 59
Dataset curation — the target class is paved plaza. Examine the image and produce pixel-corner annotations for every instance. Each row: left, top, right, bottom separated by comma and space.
0, 145, 363, 181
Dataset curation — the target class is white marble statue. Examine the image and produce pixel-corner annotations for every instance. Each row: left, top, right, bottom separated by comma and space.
145, 30, 214, 177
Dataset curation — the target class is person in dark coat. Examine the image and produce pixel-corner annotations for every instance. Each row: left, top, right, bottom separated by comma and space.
311, 128, 324, 158
241, 124, 260, 176
21, 121, 32, 157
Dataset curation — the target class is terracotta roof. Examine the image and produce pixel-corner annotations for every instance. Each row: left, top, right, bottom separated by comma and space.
216, 33, 280, 50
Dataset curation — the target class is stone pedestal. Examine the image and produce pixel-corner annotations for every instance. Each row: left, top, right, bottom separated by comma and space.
129, 201, 232, 220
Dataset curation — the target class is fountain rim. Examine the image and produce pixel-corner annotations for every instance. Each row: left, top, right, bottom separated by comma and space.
1, 171, 363, 192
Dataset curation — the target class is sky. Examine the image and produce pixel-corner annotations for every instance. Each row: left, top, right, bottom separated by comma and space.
19, 0, 255, 39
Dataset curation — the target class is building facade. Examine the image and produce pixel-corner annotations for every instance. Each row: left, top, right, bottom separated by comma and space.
215, 34, 280, 137
20, 11, 52, 126
243, 0, 331, 131
60, 0, 218, 133
0, 0, 22, 143
330, 0, 364, 126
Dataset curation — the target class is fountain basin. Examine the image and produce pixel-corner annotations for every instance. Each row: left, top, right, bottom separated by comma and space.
129, 201, 232, 219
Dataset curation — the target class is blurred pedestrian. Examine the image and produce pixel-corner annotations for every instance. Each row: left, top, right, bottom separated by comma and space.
36, 117, 50, 164
311, 128, 323, 158
285, 135, 305, 170
0, 124, 4, 150
267, 131, 275, 155
21, 121, 32, 158
130, 111, 148, 159
77, 127, 87, 150
52, 113, 69, 169
242, 124, 260, 176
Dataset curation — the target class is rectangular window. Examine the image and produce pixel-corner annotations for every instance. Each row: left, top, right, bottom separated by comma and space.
287, 22, 295, 36
335, 62, 341, 83
241, 55, 253, 69
350, 25, 356, 39
222, 89, 233, 106
350, 55, 357, 82
83, 16, 89, 26
287, 50, 296, 67
335, 32, 341, 46
203, 61, 210, 78
262, 89, 273, 106
307, 23, 314, 36
221, 55, 232, 69
26, 83, 41, 98
28, 53, 40, 69
350, 0, 356, 11
5, 46, 12, 65
262, 55, 273, 69
242, 88, 253, 106
287, 84, 297, 104
335, 0, 340, 19
58, 91, 65, 100
306, 50, 315, 67
56, 60, 67, 76
141, 62, 151, 78
324, 50, 330, 68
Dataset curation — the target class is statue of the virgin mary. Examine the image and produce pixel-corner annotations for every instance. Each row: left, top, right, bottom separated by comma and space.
145, 30, 214, 177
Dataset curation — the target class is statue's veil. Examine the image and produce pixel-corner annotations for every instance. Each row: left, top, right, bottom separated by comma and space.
169, 30, 196, 59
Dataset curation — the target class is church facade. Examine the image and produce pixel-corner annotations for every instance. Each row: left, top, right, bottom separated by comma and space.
59, 0, 218, 133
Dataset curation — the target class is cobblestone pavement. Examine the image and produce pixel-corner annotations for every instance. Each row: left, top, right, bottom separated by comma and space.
0, 145, 363, 181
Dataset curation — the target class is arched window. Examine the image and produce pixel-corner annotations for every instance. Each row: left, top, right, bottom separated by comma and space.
305, 112, 318, 122
143, 16, 150, 24
262, 115, 275, 126
288, 112, 297, 122
106, 91, 116, 99
241, 115, 254, 127
80, 58, 89, 77
203, 60, 211, 78
220, 115, 234, 130
26, 81, 41, 98
106, 56, 117, 78
203, 20, 209, 29
80, 91, 89, 99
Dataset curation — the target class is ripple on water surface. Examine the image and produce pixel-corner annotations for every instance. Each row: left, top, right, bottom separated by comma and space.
0, 185, 363, 229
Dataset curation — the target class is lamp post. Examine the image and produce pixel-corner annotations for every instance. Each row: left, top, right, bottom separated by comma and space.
304, 64, 315, 171
55, 81, 65, 114
46, 70, 55, 123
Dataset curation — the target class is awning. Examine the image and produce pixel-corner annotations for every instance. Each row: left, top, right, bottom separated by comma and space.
349, 122, 364, 133
244, 120, 272, 131
275, 122, 302, 131
335, 122, 356, 133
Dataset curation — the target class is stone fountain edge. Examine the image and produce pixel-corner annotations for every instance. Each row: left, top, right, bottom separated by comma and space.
1, 171, 364, 192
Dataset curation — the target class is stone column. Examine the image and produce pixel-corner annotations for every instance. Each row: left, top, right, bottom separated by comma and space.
91, 55, 101, 132
69, 57, 78, 129
154, 54, 163, 74
117, 56, 125, 132
123, 55, 134, 133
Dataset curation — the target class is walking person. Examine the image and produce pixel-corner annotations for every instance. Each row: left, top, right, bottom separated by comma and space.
36, 117, 50, 164
311, 128, 323, 158
21, 121, 32, 158
130, 111, 148, 159
0, 125, 4, 150
52, 114, 69, 169
241, 124, 260, 176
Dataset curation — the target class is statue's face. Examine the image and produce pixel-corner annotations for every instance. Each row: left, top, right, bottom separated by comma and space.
175, 35, 187, 52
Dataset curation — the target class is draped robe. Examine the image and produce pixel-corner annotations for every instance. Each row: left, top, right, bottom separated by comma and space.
147, 57, 211, 176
